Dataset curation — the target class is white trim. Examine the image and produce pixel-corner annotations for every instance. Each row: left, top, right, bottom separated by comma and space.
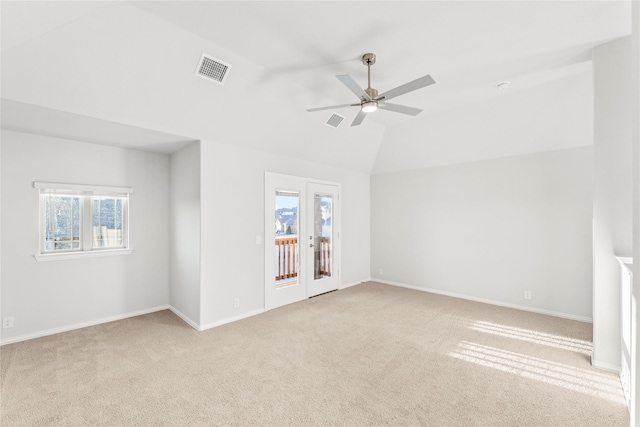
34, 181, 133, 194
199, 308, 265, 331
38, 190, 130, 256
265, 172, 339, 187
0, 305, 169, 346
340, 279, 369, 290
264, 172, 269, 311
264, 172, 343, 310
374, 279, 594, 323
168, 306, 201, 331
82, 194, 92, 250
306, 181, 341, 298
616, 256, 634, 277
615, 256, 633, 265
34, 248, 133, 262
591, 355, 621, 373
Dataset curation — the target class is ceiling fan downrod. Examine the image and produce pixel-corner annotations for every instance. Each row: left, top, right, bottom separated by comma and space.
361, 53, 379, 113
362, 53, 378, 99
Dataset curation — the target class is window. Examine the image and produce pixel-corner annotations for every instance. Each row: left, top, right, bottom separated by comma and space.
92, 196, 126, 249
34, 182, 133, 260
43, 193, 82, 251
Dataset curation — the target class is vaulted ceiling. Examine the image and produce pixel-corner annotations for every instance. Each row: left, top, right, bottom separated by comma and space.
0, 1, 631, 174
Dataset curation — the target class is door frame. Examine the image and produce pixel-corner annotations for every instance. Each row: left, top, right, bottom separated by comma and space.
306, 182, 341, 298
264, 172, 341, 311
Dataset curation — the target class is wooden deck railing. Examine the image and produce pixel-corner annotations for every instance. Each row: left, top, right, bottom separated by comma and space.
275, 237, 298, 280
319, 237, 331, 277
275, 236, 332, 280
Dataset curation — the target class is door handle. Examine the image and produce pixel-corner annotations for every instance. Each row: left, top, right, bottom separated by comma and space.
310, 243, 314, 248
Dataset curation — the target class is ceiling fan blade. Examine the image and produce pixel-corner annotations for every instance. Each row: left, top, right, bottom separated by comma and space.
336, 75, 372, 101
377, 74, 436, 102
378, 102, 422, 116
351, 109, 367, 126
306, 103, 357, 112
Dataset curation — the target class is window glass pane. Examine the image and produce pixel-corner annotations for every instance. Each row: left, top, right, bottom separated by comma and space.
313, 194, 332, 279
92, 196, 125, 249
275, 192, 299, 287
43, 194, 81, 252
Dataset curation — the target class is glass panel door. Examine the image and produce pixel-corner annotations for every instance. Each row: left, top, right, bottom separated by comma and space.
265, 174, 340, 309
265, 174, 307, 310
307, 183, 339, 297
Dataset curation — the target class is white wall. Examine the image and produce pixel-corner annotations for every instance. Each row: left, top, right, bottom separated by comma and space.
592, 37, 634, 371
169, 142, 201, 325
371, 147, 594, 320
0, 131, 2, 342
0, 131, 370, 338
0, 130, 170, 343
631, 2, 640, 424
199, 140, 370, 328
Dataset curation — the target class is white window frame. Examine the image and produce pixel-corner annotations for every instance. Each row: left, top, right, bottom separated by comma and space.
90, 195, 129, 251
34, 182, 133, 262
40, 192, 83, 253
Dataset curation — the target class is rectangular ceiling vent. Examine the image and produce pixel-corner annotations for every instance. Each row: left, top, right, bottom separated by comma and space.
325, 113, 345, 128
195, 53, 231, 85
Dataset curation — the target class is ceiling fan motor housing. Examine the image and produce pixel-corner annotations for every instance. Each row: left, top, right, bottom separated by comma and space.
365, 87, 378, 99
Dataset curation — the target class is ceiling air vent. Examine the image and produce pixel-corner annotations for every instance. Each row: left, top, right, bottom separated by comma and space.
325, 113, 345, 128
195, 53, 231, 85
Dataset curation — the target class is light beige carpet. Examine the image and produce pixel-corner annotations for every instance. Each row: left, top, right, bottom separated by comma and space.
0, 282, 630, 426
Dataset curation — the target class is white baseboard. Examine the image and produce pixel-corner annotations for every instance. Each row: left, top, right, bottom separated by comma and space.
340, 279, 370, 290
7, 278, 584, 346
0, 305, 170, 346
199, 308, 265, 331
591, 355, 621, 373
168, 305, 201, 331
195, 279, 375, 331
196, 278, 372, 331
374, 279, 593, 323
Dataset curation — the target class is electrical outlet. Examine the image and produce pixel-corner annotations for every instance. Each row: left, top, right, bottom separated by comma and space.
524, 291, 532, 300
233, 298, 240, 308
379, 268, 384, 275
3, 317, 14, 329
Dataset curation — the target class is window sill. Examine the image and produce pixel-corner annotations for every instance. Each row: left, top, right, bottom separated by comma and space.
34, 249, 133, 262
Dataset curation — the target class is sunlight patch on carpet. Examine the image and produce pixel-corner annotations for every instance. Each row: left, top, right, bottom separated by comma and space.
448, 341, 625, 404
469, 321, 593, 355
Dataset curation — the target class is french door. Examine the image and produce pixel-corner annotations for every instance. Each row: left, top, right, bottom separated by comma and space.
306, 183, 340, 297
265, 173, 340, 310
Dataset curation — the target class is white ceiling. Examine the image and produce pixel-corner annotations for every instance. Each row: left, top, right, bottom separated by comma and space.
0, 1, 632, 174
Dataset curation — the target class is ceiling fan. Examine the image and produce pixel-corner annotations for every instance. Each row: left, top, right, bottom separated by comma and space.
306, 53, 436, 127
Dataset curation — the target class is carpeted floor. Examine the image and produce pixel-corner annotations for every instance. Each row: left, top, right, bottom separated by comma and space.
0, 282, 630, 426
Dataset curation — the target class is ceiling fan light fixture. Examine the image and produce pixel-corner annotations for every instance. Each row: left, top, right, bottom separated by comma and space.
362, 100, 378, 113
306, 52, 436, 126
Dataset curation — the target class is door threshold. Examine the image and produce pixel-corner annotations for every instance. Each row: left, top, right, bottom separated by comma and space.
309, 289, 338, 298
